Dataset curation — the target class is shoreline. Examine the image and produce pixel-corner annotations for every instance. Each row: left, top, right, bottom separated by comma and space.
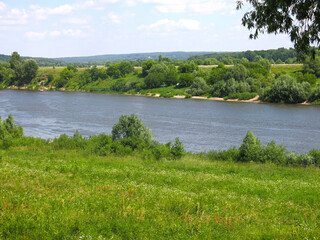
3, 85, 313, 106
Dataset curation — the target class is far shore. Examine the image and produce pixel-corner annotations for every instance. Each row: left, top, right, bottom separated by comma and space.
3, 85, 313, 106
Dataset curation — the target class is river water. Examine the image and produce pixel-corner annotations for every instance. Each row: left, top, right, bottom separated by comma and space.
0, 89, 319, 153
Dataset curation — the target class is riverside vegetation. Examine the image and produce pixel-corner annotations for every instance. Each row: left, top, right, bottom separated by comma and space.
1, 115, 320, 239
1, 50, 320, 104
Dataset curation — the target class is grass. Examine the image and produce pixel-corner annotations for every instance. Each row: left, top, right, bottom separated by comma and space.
1, 145, 319, 239
271, 64, 303, 77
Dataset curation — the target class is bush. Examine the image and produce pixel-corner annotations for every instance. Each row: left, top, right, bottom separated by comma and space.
169, 138, 185, 159
261, 141, 288, 164
261, 75, 311, 103
179, 73, 194, 87
309, 84, 320, 103
87, 134, 113, 156
190, 77, 209, 96
237, 131, 262, 162
52, 131, 87, 150
0, 115, 23, 149
206, 148, 239, 161
112, 114, 152, 142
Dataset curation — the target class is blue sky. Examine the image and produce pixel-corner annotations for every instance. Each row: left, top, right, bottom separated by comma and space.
0, 0, 293, 58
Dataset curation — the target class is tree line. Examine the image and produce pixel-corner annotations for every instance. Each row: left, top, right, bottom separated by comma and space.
1, 51, 320, 104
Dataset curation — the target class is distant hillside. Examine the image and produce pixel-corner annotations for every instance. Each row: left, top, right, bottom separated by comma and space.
0, 54, 65, 66
54, 51, 213, 63
188, 48, 298, 62
0, 54, 10, 62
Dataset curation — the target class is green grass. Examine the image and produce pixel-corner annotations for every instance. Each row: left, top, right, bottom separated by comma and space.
1, 146, 319, 239
271, 64, 303, 77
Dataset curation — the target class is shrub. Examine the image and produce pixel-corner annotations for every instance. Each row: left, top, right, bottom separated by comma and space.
309, 84, 320, 103
52, 131, 87, 150
206, 148, 239, 161
179, 73, 194, 87
190, 77, 209, 96
87, 134, 113, 156
112, 114, 152, 142
261, 141, 288, 164
237, 131, 262, 162
0, 115, 23, 149
261, 75, 311, 103
169, 138, 185, 160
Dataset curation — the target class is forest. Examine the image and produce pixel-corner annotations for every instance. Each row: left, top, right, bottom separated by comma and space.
1, 50, 320, 104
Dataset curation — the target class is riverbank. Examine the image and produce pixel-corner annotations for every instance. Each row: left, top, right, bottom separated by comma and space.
4, 85, 314, 105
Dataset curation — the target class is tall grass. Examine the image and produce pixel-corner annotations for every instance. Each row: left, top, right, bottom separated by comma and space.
1, 146, 319, 239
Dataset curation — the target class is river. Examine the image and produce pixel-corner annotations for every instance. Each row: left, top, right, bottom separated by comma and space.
0, 89, 319, 153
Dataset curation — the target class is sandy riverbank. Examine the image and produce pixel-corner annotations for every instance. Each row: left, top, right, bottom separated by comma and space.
4, 86, 313, 105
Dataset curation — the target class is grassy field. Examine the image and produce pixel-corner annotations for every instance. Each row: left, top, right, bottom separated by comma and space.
1, 145, 319, 239
271, 64, 303, 76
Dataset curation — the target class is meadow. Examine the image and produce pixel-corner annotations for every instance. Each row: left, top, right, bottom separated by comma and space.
1, 144, 319, 239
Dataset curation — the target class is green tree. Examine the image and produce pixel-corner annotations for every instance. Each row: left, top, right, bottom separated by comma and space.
67, 65, 78, 72
258, 59, 271, 72
111, 114, 152, 142
9, 52, 24, 84
165, 64, 179, 86
178, 61, 199, 73
302, 55, 320, 77
106, 64, 121, 79
142, 59, 155, 77
190, 77, 209, 96
179, 73, 194, 87
262, 74, 311, 103
55, 68, 75, 88
237, 131, 262, 162
296, 72, 317, 86
309, 85, 320, 103
23, 60, 38, 84
226, 64, 249, 82
144, 63, 169, 88
237, 0, 320, 55
0, 115, 23, 149
118, 61, 134, 76
207, 64, 228, 85
9, 51, 22, 70
169, 138, 185, 159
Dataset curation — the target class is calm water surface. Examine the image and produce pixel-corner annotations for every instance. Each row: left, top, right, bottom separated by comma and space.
0, 89, 319, 153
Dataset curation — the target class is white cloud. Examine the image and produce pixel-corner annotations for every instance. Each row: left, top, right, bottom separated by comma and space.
74, 0, 95, 9
101, 12, 135, 24
49, 30, 61, 37
0, 8, 29, 25
107, 12, 122, 24
189, 1, 230, 14
62, 29, 87, 38
25, 28, 87, 40
25, 31, 47, 40
138, 19, 200, 32
0, 1, 6, 11
141, 0, 234, 14
63, 17, 89, 25
50, 4, 73, 15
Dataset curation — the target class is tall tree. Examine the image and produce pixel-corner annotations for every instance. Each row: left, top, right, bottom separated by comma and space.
23, 60, 38, 84
237, 1, 320, 55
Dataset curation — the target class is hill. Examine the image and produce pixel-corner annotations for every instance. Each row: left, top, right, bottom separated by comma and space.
0, 54, 65, 66
188, 48, 298, 62
54, 51, 213, 63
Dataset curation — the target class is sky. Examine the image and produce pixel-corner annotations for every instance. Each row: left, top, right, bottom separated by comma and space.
0, 0, 294, 58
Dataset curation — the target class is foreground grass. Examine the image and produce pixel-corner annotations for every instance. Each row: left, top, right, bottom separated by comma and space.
1, 146, 319, 239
